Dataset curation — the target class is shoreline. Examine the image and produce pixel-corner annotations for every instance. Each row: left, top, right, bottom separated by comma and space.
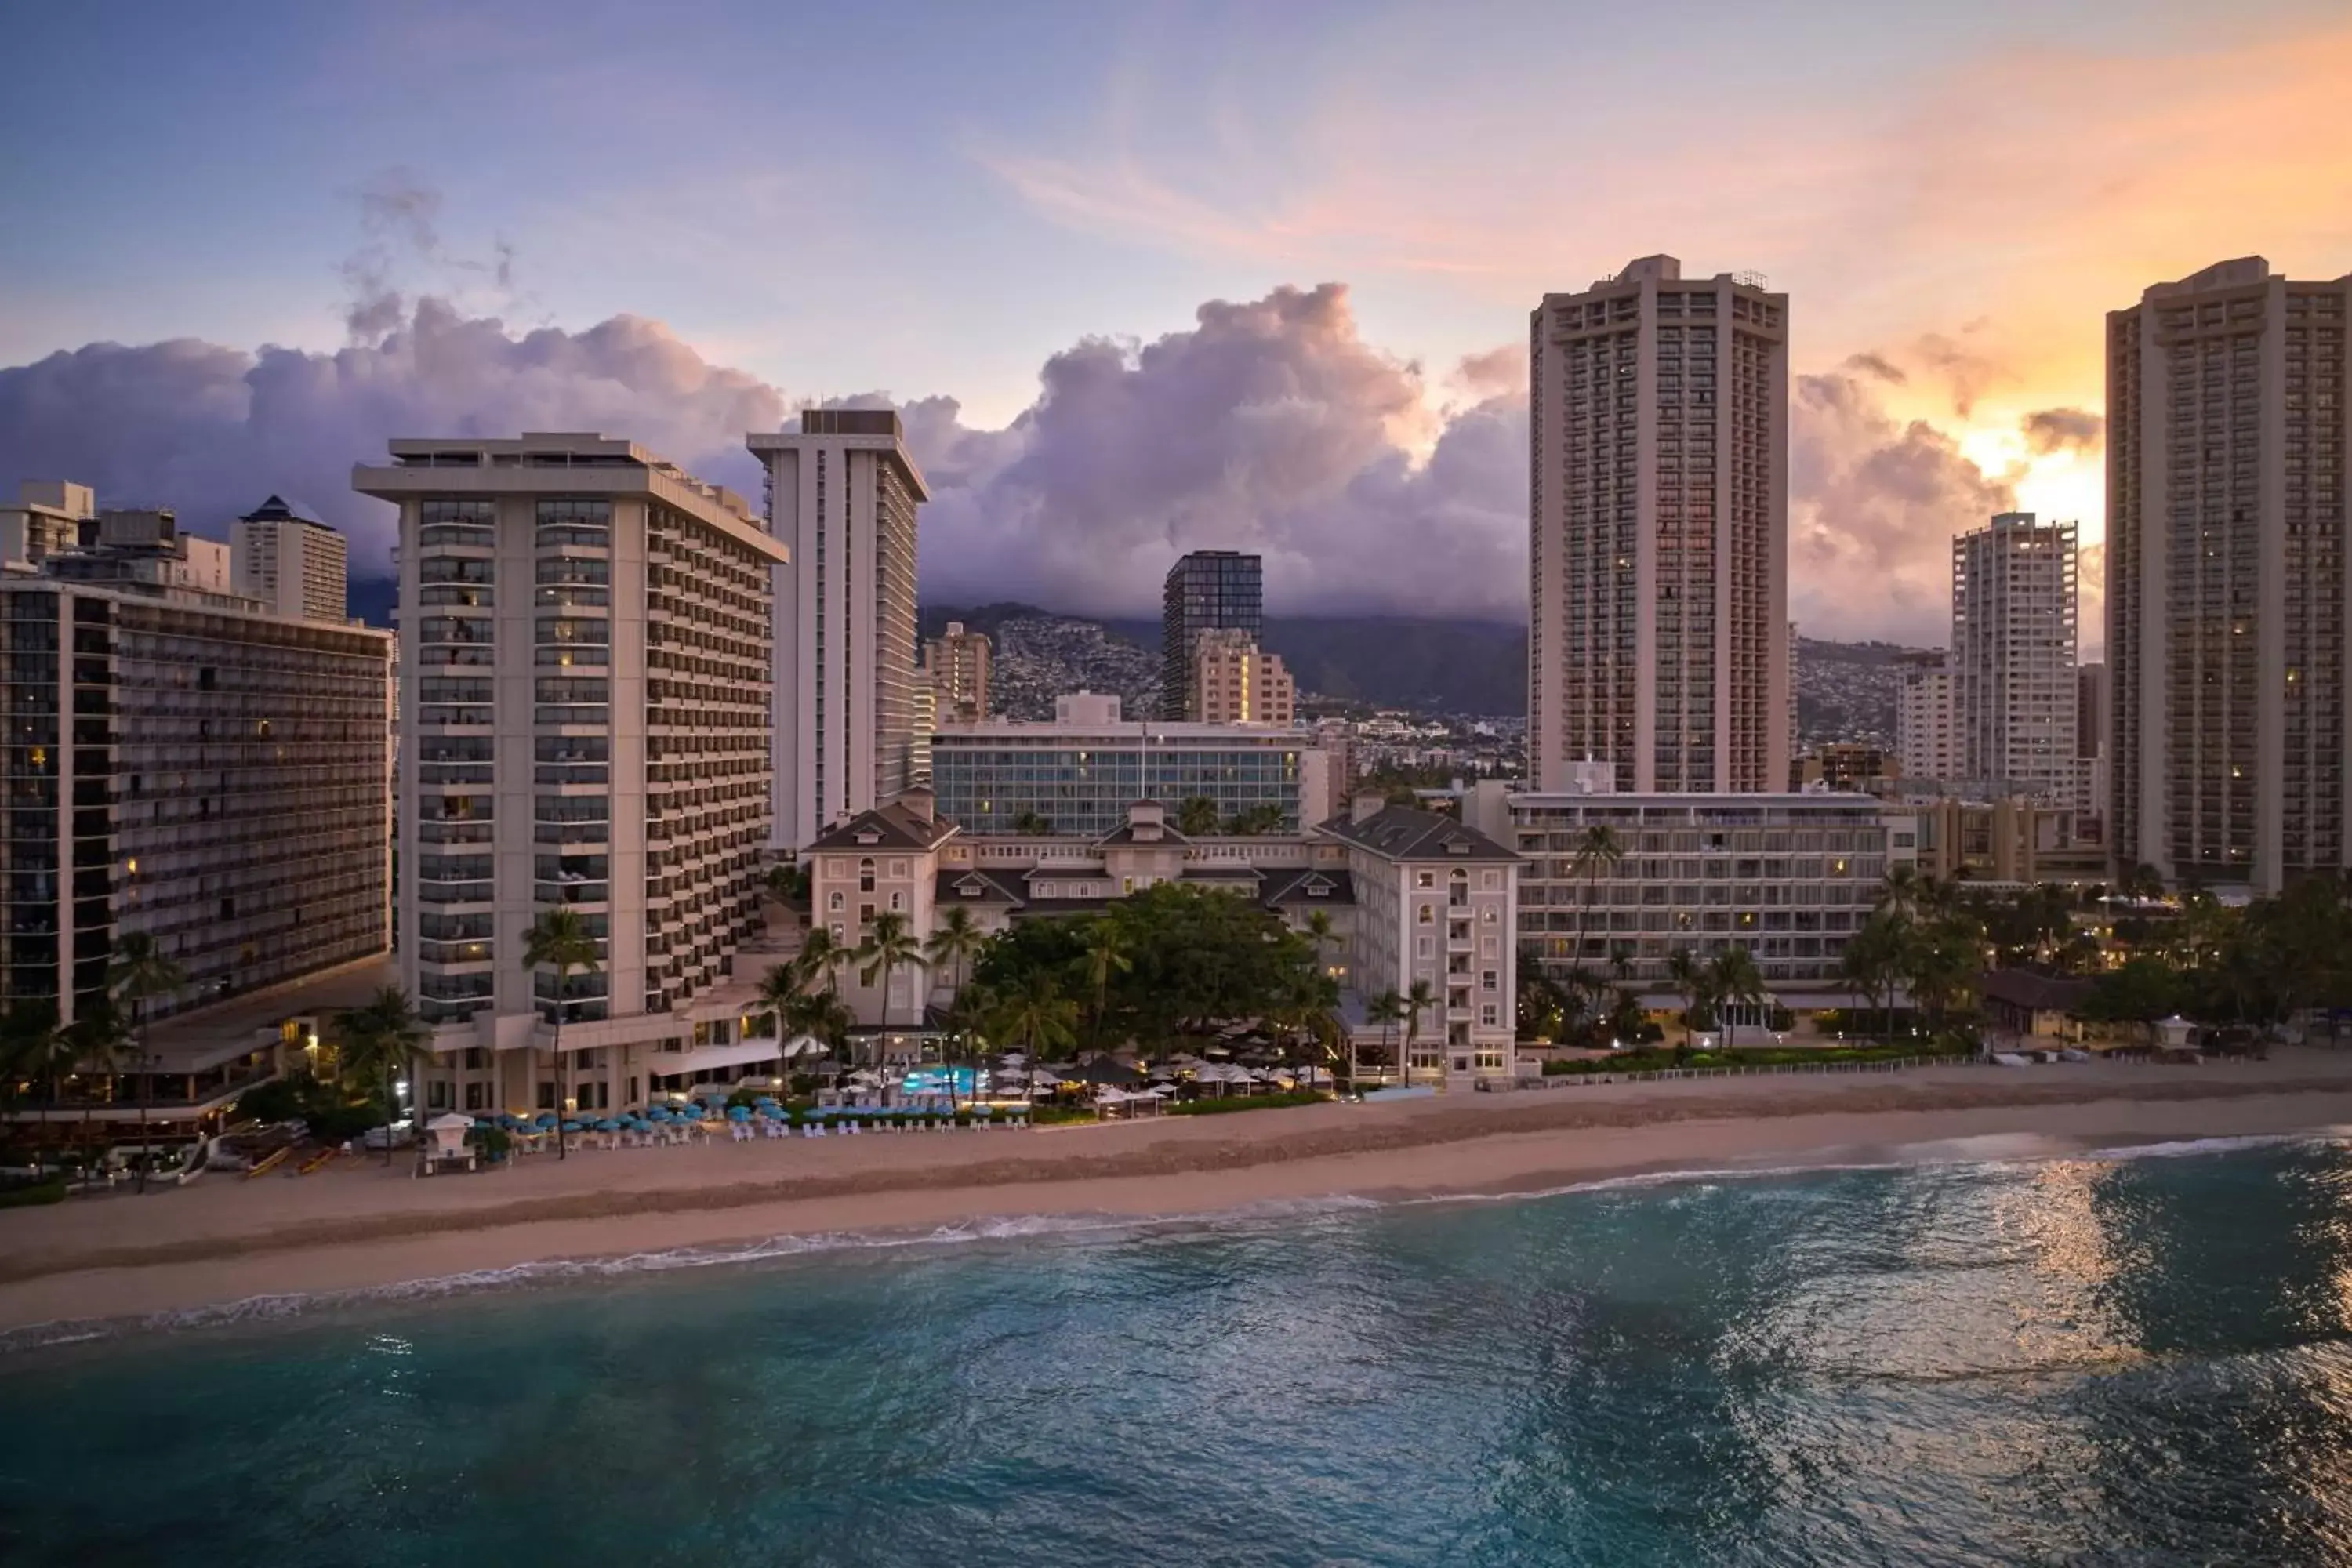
6, 1057, 2352, 1338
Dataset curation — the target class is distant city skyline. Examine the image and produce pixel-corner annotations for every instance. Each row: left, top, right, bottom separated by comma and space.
5, 2, 2351, 646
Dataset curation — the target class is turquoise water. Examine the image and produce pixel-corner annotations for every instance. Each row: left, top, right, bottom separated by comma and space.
8, 1137, 2352, 1565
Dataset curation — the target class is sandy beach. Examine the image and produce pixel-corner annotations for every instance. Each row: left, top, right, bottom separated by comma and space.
6, 1054, 2352, 1336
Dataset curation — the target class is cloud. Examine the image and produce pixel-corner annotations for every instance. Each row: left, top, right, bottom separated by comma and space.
900, 283, 1528, 618
1788, 369, 2015, 644
3, 278, 2082, 641
0, 302, 787, 575
1842, 352, 1907, 385
2021, 406, 2104, 456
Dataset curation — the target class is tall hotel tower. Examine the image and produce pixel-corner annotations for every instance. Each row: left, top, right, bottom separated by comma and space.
750, 410, 927, 851
2107, 257, 2351, 892
1529, 255, 1791, 793
1951, 512, 2080, 800
357, 435, 785, 1110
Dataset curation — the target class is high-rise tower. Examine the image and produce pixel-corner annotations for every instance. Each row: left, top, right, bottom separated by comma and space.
1951, 512, 2079, 801
2107, 257, 2351, 891
1529, 255, 1790, 792
1161, 550, 1262, 721
750, 410, 927, 850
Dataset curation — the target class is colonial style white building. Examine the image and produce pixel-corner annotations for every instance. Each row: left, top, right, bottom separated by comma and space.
806, 791, 1525, 1089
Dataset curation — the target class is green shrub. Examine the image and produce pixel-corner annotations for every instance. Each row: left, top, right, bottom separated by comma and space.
1029, 1104, 1094, 1126
309, 1103, 383, 1143
1166, 1090, 1331, 1116
234, 1078, 306, 1124
0, 1178, 67, 1209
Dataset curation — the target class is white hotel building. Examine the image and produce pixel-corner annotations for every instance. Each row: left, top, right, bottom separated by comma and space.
358, 434, 793, 1116
1465, 777, 1915, 1010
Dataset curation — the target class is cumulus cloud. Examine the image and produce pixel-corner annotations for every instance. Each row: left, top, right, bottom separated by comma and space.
1789, 368, 2015, 644
2021, 406, 2104, 456
901, 284, 1525, 617
0, 303, 786, 576
2, 270, 2072, 640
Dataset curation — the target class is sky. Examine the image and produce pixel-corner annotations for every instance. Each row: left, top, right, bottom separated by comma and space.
3, 0, 2350, 649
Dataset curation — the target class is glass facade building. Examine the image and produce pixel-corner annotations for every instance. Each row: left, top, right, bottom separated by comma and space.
1161, 550, 1263, 720
931, 721, 1323, 839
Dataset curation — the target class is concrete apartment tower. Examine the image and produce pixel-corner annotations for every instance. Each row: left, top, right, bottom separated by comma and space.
749, 410, 927, 851
233, 495, 350, 621
1529, 255, 1791, 793
1161, 550, 1262, 720
2107, 257, 2352, 892
355, 434, 786, 1111
923, 619, 991, 721
1894, 649, 1956, 786
1188, 626, 1296, 724
1951, 512, 2079, 801
0, 487, 391, 1027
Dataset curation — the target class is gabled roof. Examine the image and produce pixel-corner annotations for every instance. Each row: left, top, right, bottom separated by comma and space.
240, 493, 332, 528
1260, 868, 1354, 906
1316, 805, 1519, 864
1095, 820, 1192, 849
808, 800, 959, 853
1183, 864, 1265, 884
936, 868, 1026, 906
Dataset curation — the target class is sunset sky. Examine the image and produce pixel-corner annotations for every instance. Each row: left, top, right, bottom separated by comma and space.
4, 0, 2350, 647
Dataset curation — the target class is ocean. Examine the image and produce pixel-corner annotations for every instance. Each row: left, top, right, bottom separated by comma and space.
6, 1135, 2352, 1566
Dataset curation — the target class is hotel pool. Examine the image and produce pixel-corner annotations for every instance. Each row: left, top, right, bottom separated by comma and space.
900, 1065, 983, 1097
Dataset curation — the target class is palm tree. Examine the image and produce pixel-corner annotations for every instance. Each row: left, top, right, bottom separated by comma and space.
1073, 920, 1134, 1050
1839, 912, 1909, 1037
793, 924, 849, 1000
924, 906, 987, 1008
1879, 863, 1926, 920
64, 1001, 132, 1179
108, 931, 187, 1192
522, 907, 601, 1161
990, 970, 1079, 1061
337, 987, 429, 1165
1400, 978, 1438, 1080
1010, 809, 1053, 835
1302, 909, 1337, 975
756, 962, 800, 1048
1366, 989, 1405, 1087
1708, 946, 1768, 1053
0, 1000, 60, 1130
942, 981, 999, 1105
1176, 796, 1221, 837
1570, 825, 1625, 963
1665, 948, 1714, 1045
855, 910, 929, 1059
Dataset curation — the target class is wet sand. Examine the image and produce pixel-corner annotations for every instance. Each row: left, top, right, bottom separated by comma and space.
5, 1054, 2351, 1334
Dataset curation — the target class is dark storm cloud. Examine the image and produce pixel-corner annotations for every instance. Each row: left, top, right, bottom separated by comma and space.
2020, 405, 2104, 456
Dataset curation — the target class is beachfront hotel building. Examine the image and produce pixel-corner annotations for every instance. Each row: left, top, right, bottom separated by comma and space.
1528, 255, 1791, 794
232, 495, 350, 622
2107, 257, 2351, 894
810, 789, 1524, 1088
1187, 627, 1296, 725
748, 410, 927, 851
1162, 550, 1262, 720
0, 495, 391, 1088
1951, 512, 2080, 804
929, 691, 1334, 839
357, 434, 791, 1116
1465, 778, 1914, 1012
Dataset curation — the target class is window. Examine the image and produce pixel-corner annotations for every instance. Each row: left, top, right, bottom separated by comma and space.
537, 1082, 557, 1110
858, 858, 876, 893
1416, 871, 1436, 888
1417, 904, 1434, 924
1481, 936, 1499, 957
1417, 935, 1434, 958
464, 1082, 485, 1111
828, 891, 844, 911
888, 891, 904, 913
1480, 1004, 1499, 1027
1481, 907, 1499, 924
1481, 969, 1498, 992
427, 1081, 451, 1109
889, 860, 908, 877
858, 904, 875, 926
1483, 871, 1501, 889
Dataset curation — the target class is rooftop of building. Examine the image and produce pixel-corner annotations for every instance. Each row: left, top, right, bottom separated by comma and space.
354, 434, 780, 557
239, 493, 336, 529
1318, 804, 1519, 863
746, 409, 930, 500
807, 793, 960, 854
